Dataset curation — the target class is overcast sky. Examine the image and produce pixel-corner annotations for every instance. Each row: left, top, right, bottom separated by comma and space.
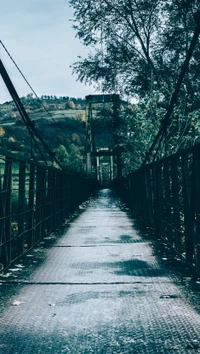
0, 0, 97, 103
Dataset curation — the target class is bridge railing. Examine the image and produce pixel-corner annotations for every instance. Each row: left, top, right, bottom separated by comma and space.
113, 143, 200, 275
0, 150, 97, 270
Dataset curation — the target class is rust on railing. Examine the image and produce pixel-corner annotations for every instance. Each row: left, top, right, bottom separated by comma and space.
113, 144, 200, 275
0, 150, 97, 270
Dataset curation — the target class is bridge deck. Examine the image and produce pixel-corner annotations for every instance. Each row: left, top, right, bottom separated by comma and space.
0, 189, 200, 353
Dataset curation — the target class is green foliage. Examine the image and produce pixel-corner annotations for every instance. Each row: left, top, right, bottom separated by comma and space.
65, 100, 76, 109
70, 0, 200, 102
0, 95, 87, 173
70, 0, 200, 166
0, 126, 5, 137
119, 103, 162, 171
70, 0, 164, 97
67, 144, 84, 173
54, 145, 69, 167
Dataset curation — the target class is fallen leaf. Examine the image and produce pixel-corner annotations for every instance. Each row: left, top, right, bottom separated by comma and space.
12, 300, 26, 306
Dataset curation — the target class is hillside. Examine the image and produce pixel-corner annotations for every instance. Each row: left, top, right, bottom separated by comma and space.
0, 95, 86, 173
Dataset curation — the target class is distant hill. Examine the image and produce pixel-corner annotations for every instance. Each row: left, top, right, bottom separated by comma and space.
0, 94, 87, 173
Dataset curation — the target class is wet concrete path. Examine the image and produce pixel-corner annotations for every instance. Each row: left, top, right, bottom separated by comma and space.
1, 189, 200, 353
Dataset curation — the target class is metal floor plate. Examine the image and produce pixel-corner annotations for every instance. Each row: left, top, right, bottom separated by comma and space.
1, 189, 200, 353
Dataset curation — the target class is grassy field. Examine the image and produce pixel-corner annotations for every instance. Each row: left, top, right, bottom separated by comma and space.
0, 109, 86, 126
29, 109, 85, 121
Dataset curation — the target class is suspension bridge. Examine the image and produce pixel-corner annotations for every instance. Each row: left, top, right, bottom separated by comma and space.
1, 16, 200, 354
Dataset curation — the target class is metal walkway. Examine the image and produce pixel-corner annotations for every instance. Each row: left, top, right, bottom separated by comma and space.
1, 189, 200, 353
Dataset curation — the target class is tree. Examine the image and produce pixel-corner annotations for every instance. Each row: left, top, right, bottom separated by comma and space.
119, 103, 164, 170
0, 126, 5, 137
70, 0, 166, 97
0, 126, 5, 145
70, 0, 200, 101
70, 0, 200, 166
65, 100, 76, 109
42, 102, 49, 110
54, 145, 69, 167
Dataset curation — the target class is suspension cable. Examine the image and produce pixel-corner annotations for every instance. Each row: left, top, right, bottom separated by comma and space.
0, 40, 76, 144
0, 57, 63, 169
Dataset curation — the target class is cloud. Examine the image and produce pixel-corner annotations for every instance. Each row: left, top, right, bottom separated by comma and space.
0, 0, 97, 103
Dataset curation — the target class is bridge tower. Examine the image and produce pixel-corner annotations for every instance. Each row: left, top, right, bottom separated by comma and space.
84, 94, 121, 186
